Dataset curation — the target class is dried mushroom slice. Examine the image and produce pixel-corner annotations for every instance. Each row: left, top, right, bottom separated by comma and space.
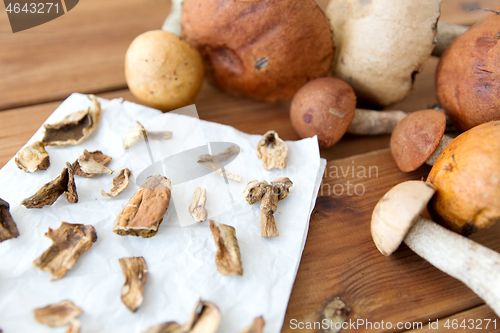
21, 166, 78, 208
243, 180, 268, 205
0, 198, 19, 242
33, 300, 83, 327
42, 94, 101, 147
101, 168, 131, 197
144, 299, 221, 333
72, 150, 112, 178
119, 257, 148, 312
256, 130, 288, 170
209, 220, 243, 276
197, 146, 243, 183
15, 141, 50, 173
66, 320, 81, 333
240, 316, 265, 333
113, 175, 172, 238
198, 146, 239, 164
33, 222, 97, 280
189, 187, 208, 223
271, 177, 293, 201
124, 121, 172, 149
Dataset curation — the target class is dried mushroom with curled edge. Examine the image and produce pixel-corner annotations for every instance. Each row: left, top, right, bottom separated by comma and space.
73, 149, 113, 177
15, 141, 50, 173
42, 94, 101, 147
101, 168, 131, 197
243, 177, 293, 237
240, 316, 265, 333
33, 222, 97, 280
256, 131, 288, 170
113, 175, 172, 238
144, 299, 221, 333
209, 220, 243, 276
22, 164, 78, 209
0, 198, 19, 243
119, 257, 148, 312
189, 187, 207, 223
33, 300, 82, 329
124, 121, 173, 149
197, 146, 242, 183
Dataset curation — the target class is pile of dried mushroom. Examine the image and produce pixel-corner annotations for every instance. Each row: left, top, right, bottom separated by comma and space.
2, 95, 294, 332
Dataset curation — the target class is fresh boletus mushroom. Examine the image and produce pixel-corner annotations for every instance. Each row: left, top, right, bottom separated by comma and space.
372, 180, 500, 316
427, 121, 500, 235
436, 7, 500, 131
390, 109, 454, 172
180, 0, 334, 101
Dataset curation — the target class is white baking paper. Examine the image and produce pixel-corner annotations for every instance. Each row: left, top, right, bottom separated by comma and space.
0, 93, 325, 333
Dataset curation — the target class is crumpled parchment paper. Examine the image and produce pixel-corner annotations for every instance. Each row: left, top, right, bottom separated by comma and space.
0, 93, 326, 333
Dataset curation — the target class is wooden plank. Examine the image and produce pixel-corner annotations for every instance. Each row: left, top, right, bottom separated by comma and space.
282, 148, 500, 332
0, 0, 170, 110
405, 305, 499, 333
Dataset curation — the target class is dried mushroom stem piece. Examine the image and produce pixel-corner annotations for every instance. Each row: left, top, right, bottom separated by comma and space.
124, 121, 173, 149
256, 131, 288, 170
101, 168, 131, 197
0, 198, 19, 242
240, 316, 265, 333
73, 150, 112, 178
42, 94, 101, 147
119, 257, 148, 312
22, 165, 78, 208
209, 220, 243, 276
15, 141, 50, 173
113, 175, 172, 238
33, 300, 83, 327
198, 160, 242, 183
189, 187, 208, 223
33, 222, 97, 280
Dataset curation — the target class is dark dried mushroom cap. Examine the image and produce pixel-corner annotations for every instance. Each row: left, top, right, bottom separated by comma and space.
0, 198, 19, 242
390, 109, 446, 172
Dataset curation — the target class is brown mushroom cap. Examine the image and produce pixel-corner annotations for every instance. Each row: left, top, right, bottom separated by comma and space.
390, 109, 446, 172
290, 77, 356, 149
181, 0, 334, 102
436, 8, 500, 132
427, 120, 500, 235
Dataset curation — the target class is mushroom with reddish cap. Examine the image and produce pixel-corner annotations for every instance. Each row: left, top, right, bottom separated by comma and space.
390, 109, 455, 172
427, 120, 500, 235
290, 77, 410, 149
372, 180, 500, 316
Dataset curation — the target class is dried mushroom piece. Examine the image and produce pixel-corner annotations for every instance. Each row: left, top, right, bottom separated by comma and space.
240, 316, 265, 333
189, 187, 208, 223
119, 257, 148, 312
124, 121, 172, 149
66, 320, 81, 333
33, 300, 83, 327
198, 146, 239, 164
113, 175, 172, 238
15, 141, 50, 173
256, 130, 288, 170
0, 198, 19, 242
243, 178, 293, 238
33, 222, 97, 280
22, 165, 78, 208
101, 168, 131, 197
42, 94, 101, 147
72, 150, 112, 178
209, 220, 243, 276
197, 146, 243, 183
144, 299, 221, 333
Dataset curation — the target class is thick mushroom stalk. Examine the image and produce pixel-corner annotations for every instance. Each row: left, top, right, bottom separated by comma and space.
372, 181, 500, 316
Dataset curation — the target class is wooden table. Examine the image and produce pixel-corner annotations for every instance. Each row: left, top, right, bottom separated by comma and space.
1, 0, 499, 332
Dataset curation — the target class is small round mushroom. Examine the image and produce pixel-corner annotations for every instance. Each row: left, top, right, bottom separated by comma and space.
427, 120, 500, 235
372, 180, 500, 316
436, 8, 500, 131
125, 30, 204, 111
290, 77, 410, 149
390, 109, 454, 172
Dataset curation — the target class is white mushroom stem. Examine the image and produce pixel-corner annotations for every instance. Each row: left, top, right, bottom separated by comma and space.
161, 0, 183, 35
405, 216, 500, 316
425, 134, 454, 166
432, 22, 469, 57
347, 109, 409, 135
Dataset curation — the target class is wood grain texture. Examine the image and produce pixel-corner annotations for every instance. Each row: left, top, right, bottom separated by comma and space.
0, 0, 170, 111
282, 149, 499, 332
